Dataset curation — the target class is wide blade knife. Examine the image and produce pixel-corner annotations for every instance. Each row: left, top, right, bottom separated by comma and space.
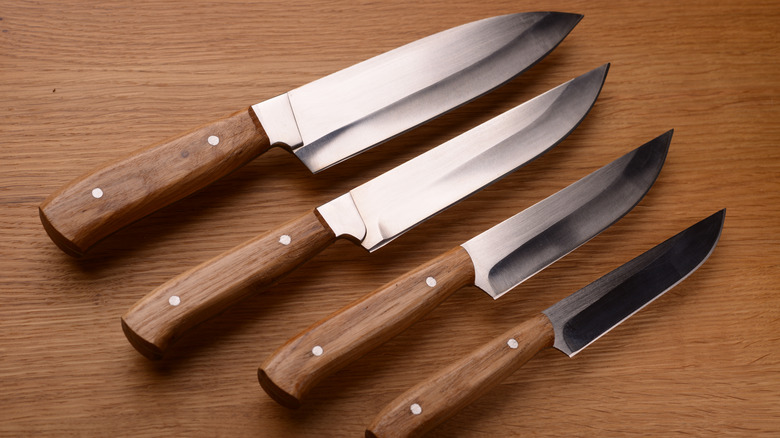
367, 209, 725, 438
37, 12, 583, 257
258, 131, 671, 409
121, 65, 609, 360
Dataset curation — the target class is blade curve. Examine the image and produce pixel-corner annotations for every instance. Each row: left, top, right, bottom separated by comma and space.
289, 12, 583, 171
350, 64, 609, 252
543, 209, 726, 357
462, 130, 672, 299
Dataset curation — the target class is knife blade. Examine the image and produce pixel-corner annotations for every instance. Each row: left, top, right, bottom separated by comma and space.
258, 131, 671, 409
367, 209, 725, 438
121, 65, 609, 360
37, 12, 583, 257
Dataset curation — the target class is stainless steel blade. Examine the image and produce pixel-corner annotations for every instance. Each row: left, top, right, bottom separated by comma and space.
320, 64, 609, 251
543, 209, 726, 357
461, 131, 672, 299
253, 12, 583, 172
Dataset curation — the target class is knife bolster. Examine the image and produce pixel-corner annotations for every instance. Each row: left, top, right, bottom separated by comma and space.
316, 193, 367, 244
251, 94, 303, 151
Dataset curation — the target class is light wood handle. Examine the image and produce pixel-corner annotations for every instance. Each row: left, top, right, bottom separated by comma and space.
258, 247, 475, 409
121, 210, 336, 360
366, 313, 554, 438
39, 108, 271, 257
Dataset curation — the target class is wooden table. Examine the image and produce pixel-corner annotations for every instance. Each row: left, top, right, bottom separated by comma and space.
2, 1, 778, 436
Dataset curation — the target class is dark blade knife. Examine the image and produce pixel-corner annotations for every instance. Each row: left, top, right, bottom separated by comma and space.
367, 210, 725, 437
121, 65, 609, 360
38, 12, 582, 257
258, 131, 671, 408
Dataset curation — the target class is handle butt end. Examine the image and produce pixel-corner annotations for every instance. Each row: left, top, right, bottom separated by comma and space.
39, 206, 85, 257
121, 317, 165, 360
258, 367, 302, 409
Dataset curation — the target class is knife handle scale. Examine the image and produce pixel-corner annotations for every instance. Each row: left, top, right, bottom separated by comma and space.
366, 313, 554, 438
258, 246, 475, 409
39, 108, 271, 257
121, 209, 336, 360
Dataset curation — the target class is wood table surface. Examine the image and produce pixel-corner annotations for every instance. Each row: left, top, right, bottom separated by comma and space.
2, 0, 778, 436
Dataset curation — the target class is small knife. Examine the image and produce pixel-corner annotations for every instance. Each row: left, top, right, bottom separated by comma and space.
121, 65, 609, 360
367, 209, 725, 438
258, 131, 671, 408
37, 12, 583, 257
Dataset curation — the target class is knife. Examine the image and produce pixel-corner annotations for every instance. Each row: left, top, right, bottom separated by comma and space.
37, 12, 583, 257
258, 131, 671, 408
367, 209, 725, 438
121, 65, 609, 360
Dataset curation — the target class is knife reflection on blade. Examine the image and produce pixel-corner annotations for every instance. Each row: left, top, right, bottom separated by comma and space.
258, 131, 671, 408
39, 12, 583, 257
121, 65, 609, 360
367, 210, 725, 437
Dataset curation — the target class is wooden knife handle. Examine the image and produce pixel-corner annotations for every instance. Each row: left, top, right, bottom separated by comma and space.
366, 313, 554, 438
121, 210, 336, 360
258, 247, 475, 409
39, 108, 271, 257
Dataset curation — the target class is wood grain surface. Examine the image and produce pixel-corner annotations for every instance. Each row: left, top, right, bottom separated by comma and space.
1, 0, 778, 436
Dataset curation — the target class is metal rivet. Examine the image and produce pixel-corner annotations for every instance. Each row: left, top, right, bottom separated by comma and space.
312, 346, 323, 356
425, 276, 437, 287
279, 235, 291, 245
410, 403, 422, 415
91, 188, 103, 198
168, 295, 181, 306
507, 338, 519, 349
208, 135, 220, 146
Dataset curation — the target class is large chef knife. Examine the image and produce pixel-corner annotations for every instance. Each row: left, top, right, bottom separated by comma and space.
37, 12, 583, 257
121, 65, 609, 360
367, 209, 725, 438
258, 131, 671, 408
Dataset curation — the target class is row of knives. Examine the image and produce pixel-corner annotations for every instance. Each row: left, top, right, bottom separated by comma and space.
39, 12, 724, 437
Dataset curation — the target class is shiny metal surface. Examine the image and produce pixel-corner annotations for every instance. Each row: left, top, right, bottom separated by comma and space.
316, 193, 367, 242
339, 65, 608, 251
255, 12, 583, 172
462, 131, 672, 299
252, 94, 303, 149
543, 210, 726, 357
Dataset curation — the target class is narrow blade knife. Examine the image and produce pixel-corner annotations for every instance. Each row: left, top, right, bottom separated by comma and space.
121, 65, 609, 360
258, 131, 671, 409
366, 209, 725, 438
38, 12, 583, 257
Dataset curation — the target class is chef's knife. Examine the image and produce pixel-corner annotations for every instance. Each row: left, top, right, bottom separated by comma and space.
121, 65, 609, 360
367, 209, 725, 438
37, 12, 583, 257
259, 131, 671, 408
